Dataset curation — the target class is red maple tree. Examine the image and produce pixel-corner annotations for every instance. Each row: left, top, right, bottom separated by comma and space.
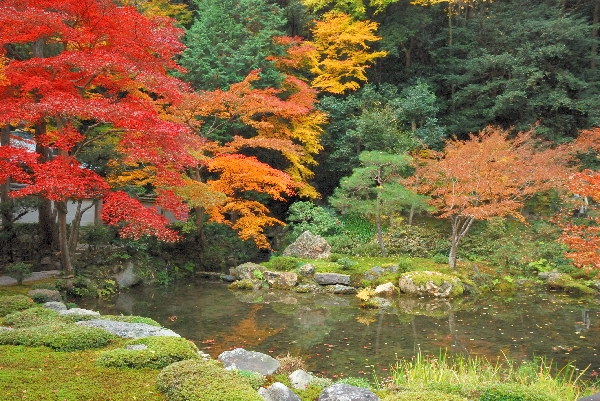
0, 0, 197, 272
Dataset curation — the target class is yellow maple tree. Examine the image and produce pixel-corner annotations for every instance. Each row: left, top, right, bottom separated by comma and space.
308, 12, 387, 94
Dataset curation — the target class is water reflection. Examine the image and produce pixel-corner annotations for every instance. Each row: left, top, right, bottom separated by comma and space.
81, 282, 600, 378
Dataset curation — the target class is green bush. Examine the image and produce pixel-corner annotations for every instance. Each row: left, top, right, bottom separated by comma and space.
100, 315, 162, 327
2, 307, 60, 328
478, 384, 559, 401
381, 390, 468, 401
267, 256, 301, 272
286, 201, 341, 238
383, 224, 442, 258
237, 369, 266, 390
156, 359, 263, 401
97, 336, 200, 369
29, 289, 61, 303
0, 323, 116, 351
0, 295, 34, 317
5, 262, 33, 285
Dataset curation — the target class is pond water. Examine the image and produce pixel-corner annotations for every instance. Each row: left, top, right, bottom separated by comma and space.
81, 282, 600, 379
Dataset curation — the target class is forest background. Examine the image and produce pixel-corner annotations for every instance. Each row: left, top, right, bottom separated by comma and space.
2, 0, 600, 283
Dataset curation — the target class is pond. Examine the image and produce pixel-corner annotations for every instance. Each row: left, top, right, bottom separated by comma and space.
80, 282, 600, 380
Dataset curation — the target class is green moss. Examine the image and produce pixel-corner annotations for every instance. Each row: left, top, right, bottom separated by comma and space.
400, 271, 464, 297
381, 390, 468, 401
0, 323, 116, 351
2, 307, 60, 328
547, 274, 597, 296
478, 384, 560, 401
0, 295, 34, 317
156, 359, 263, 401
228, 279, 256, 290
101, 315, 162, 327
96, 336, 200, 369
0, 345, 166, 400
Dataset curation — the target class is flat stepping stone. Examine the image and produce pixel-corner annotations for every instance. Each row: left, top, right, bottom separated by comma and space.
218, 348, 279, 375
76, 319, 180, 338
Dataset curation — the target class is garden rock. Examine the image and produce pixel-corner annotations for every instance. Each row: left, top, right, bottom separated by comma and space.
318, 383, 379, 401
578, 393, 600, 401
27, 289, 62, 302
264, 271, 298, 289
326, 284, 356, 294
398, 271, 463, 298
374, 282, 397, 296
114, 262, 142, 289
59, 308, 101, 317
220, 275, 237, 282
77, 319, 180, 338
283, 231, 331, 259
230, 262, 265, 280
314, 273, 350, 286
258, 382, 301, 401
289, 369, 313, 390
43, 301, 67, 311
298, 264, 316, 277
364, 266, 385, 281
218, 347, 280, 375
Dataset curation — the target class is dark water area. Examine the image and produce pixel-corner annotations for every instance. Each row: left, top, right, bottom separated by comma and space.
80, 282, 600, 379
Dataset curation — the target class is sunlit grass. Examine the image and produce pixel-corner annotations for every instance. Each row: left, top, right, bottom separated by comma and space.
377, 351, 597, 401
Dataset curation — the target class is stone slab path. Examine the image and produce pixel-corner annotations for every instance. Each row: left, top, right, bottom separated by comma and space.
0, 270, 62, 286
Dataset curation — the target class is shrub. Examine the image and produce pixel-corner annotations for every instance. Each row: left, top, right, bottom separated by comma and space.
5, 262, 33, 285
156, 359, 263, 401
275, 353, 306, 374
228, 279, 255, 290
381, 390, 468, 401
0, 295, 34, 317
383, 224, 441, 258
236, 370, 266, 390
286, 201, 341, 238
2, 307, 60, 328
29, 289, 62, 303
0, 323, 116, 351
97, 336, 200, 369
267, 256, 301, 272
100, 315, 162, 327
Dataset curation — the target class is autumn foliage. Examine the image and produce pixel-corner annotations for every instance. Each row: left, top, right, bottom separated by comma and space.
413, 126, 572, 269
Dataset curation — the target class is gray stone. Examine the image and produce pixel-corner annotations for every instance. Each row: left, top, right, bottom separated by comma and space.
578, 394, 600, 401
289, 370, 314, 390
374, 282, 397, 296
115, 262, 142, 289
364, 266, 385, 281
326, 284, 356, 294
77, 319, 180, 338
221, 275, 237, 282
218, 348, 280, 376
264, 271, 281, 286
43, 301, 67, 311
275, 272, 298, 289
283, 231, 331, 259
126, 344, 148, 351
318, 384, 379, 401
28, 289, 62, 302
298, 264, 316, 277
314, 273, 350, 286
258, 382, 301, 401
59, 308, 101, 317
230, 262, 265, 280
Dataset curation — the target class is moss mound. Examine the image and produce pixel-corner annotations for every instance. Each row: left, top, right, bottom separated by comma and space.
97, 336, 200, 369
0, 323, 116, 351
156, 359, 263, 401
478, 384, 560, 401
0, 295, 34, 317
100, 315, 162, 327
2, 307, 60, 328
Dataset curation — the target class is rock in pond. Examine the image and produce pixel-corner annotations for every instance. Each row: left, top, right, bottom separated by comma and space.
115, 262, 142, 289
318, 383, 379, 401
230, 262, 265, 280
314, 273, 350, 286
398, 271, 463, 298
259, 382, 301, 401
218, 347, 280, 376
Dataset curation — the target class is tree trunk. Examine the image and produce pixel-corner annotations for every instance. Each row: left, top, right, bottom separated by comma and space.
56, 200, 73, 274
195, 206, 205, 257
1, 126, 13, 262
375, 193, 387, 257
448, 214, 475, 270
592, 0, 599, 70
68, 199, 94, 255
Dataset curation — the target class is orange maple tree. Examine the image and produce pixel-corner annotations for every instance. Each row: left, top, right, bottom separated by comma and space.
412, 126, 572, 269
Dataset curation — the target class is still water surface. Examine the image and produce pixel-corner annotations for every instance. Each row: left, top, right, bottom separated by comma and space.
82, 282, 600, 379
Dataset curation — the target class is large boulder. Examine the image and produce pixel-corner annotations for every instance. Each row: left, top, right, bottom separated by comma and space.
264, 271, 299, 289
230, 263, 265, 280
398, 271, 463, 298
283, 231, 331, 259
76, 319, 180, 338
318, 384, 379, 401
314, 273, 350, 286
218, 348, 280, 376
258, 382, 301, 401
